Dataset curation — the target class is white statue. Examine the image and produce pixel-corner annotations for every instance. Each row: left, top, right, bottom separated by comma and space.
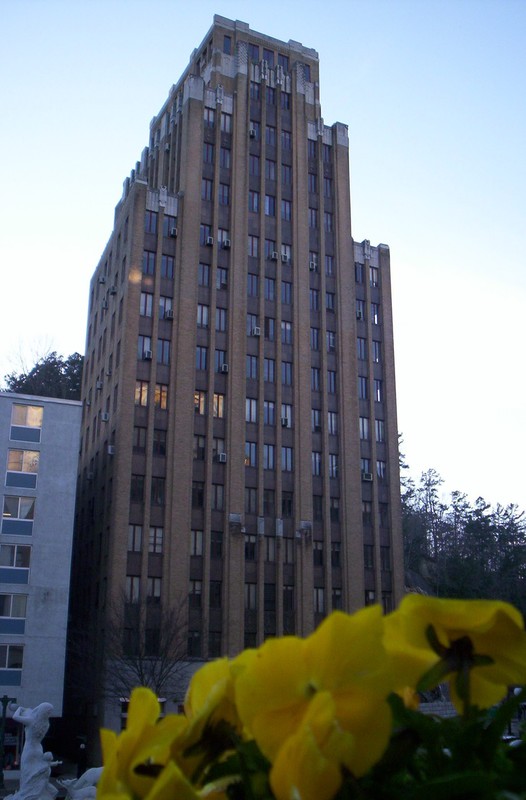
6, 703, 57, 800
58, 767, 103, 800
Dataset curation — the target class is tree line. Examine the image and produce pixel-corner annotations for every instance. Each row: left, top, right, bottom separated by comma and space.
402, 464, 526, 615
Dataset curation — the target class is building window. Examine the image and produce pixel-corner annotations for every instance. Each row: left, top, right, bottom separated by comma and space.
281, 361, 293, 386
193, 435, 205, 461
126, 575, 140, 603
197, 304, 209, 328
358, 376, 368, 400
247, 235, 259, 257
312, 451, 322, 476
281, 491, 293, 518
248, 43, 259, 61
250, 81, 260, 100
211, 531, 223, 559
190, 529, 203, 557
260, 400, 274, 426
142, 251, 155, 275
151, 477, 165, 506
192, 481, 204, 508
244, 582, 257, 610
370, 266, 379, 287
264, 317, 275, 341
357, 337, 367, 360
264, 277, 275, 301
223, 34, 231, 54
211, 350, 225, 374
381, 546, 391, 571
281, 199, 292, 221
308, 172, 317, 193
281, 446, 293, 472
307, 139, 317, 159
157, 339, 170, 365
220, 147, 230, 168
159, 296, 172, 318
312, 541, 323, 567
327, 411, 338, 435
265, 125, 276, 146
281, 321, 292, 345
326, 292, 335, 312
188, 631, 201, 658
144, 210, 158, 234
310, 327, 319, 350
311, 368, 321, 391
371, 303, 380, 325
265, 537, 276, 563
359, 417, 369, 440
247, 274, 259, 297
245, 535, 257, 562
372, 340, 381, 363
249, 154, 260, 176
281, 281, 292, 305
375, 419, 385, 442
377, 460, 387, 481
194, 390, 206, 415
246, 397, 257, 423
196, 346, 208, 371
363, 502, 373, 527
209, 581, 222, 609
327, 370, 336, 394
0, 644, 24, 672
219, 181, 231, 205
264, 194, 276, 216
7, 450, 39, 476
248, 190, 260, 213
211, 484, 224, 511
263, 489, 275, 516
355, 262, 364, 283
281, 403, 292, 427
149, 527, 163, 554
132, 426, 147, 453
281, 163, 292, 184
280, 91, 291, 110
216, 308, 227, 331
203, 142, 214, 164
308, 208, 318, 228
137, 335, 152, 359
245, 441, 257, 467
264, 358, 275, 383
155, 383, 168, 409
245, 487, 257, 515
135, 380, 148, 406
312, 408, 321, 432
265, 159, 276, 180
200, 224, 212, 245
198, 263, 210, 287
0, 543, 31, 567
201, 177, 213, 201
326, 331, 336, 352
374, 379, 383, 403
313, 587, 325, 614
329, 453, 338, 478
309, 289, 319, 311
213, 393, 225, 418
263, 444, 275, 470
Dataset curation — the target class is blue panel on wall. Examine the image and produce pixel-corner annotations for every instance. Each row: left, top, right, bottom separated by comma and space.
0, 568, 29, 584
0, 619, 25, 634
0, 670, 22, 686
1, 520, 33, 536
5, 473, 37, 489
10, 426, 41, 443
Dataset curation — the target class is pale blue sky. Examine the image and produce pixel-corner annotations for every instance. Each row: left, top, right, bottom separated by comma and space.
1, 0, 524, 508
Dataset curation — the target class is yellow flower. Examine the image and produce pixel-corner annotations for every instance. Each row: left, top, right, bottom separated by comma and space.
97, 687, 188, 800
235, 608, 393, 769
384, 595, 526, 711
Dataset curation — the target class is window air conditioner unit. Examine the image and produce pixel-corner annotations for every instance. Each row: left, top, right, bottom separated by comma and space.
281, 417, 289, 427
101, 412, 110, 422
96, 380, 103, 390
222, 239, 231, 249
98, 276, 106, 284
362, 472, 373, 482
165, 308, 174, 319
217, 452, 227, 464
143, 350, 153, 360
109, 286, 117, 295
221, 363, 229, 374
170, 227, 177, 237
107, 445, 116, 455
270, 251, 279, 261
281, 254, 289, 263
206, 236, 214, 246
309, 261, 317, 271
249, 128, 256, 138
251, 326, 261, 337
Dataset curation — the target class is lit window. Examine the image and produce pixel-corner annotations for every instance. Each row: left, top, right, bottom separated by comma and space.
155, 383, 168, 409
194, 390, 207, 415
213, 393, 225, 418
135, 380, 149, 406
7, 450, 39, 475
11, 405, 43, 430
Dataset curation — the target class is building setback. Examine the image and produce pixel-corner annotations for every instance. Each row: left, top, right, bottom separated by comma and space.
70, 15, 404, 728
0, 393, 81, 715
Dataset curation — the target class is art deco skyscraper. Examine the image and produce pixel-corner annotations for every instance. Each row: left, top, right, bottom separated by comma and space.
71, 15, 404, 724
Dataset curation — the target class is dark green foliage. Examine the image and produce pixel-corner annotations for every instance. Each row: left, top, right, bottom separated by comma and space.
2, 352, 83, 400
401, 466, 526, 614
